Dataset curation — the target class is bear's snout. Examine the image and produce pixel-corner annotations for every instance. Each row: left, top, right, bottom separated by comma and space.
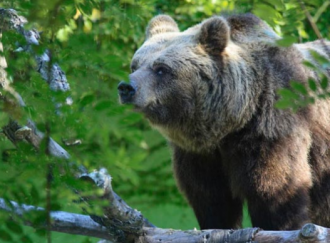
118, 81, 136, 104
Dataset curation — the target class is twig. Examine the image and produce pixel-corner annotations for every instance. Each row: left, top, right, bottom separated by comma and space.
313, 1, 330, 25
298, 0, 330, 59
299, 0, 322, 39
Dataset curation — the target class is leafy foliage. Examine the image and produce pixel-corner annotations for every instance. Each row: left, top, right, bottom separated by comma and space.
275, 48, 330, 110
0, 0, 329, 242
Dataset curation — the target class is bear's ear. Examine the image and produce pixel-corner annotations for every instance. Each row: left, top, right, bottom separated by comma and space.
146, 15, 179, 39
198, 16, 230, 54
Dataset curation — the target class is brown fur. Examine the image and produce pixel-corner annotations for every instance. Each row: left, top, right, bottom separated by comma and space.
119, 13, 330, 230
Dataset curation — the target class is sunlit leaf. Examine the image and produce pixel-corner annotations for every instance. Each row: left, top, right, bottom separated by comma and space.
276, 36, 297, 47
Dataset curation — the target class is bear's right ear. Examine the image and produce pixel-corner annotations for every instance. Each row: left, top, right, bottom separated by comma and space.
146, 15, 179, 40
198, 16, 230, 55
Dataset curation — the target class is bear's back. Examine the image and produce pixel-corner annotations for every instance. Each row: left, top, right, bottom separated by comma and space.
226, 13, 280, 43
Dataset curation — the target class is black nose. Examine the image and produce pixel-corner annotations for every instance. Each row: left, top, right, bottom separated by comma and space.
118, 81, 135, 103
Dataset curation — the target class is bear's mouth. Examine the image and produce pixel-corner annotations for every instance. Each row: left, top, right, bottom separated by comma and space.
132, 98, 160, 112
132, 104, 143, 112
133, 102, 165, 124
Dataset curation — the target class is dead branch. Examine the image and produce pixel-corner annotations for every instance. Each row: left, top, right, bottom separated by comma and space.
0, 8, 70, 158
0, 198, 111, 240
0, 8, 70, 92
2, 179, 330, 243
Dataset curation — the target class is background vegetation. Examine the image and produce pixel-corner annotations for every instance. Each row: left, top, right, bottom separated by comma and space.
0, 0, 329, 242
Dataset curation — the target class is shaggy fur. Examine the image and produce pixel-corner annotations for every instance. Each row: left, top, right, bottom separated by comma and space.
119, 13, 330, 230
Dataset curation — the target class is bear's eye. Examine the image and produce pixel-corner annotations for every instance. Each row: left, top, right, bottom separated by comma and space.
154, 65, 170, 76
131, 65, 137, 73
130, 61, 138, 73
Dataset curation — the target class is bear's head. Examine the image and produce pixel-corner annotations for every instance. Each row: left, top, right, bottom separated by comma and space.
118, 14, 279, 152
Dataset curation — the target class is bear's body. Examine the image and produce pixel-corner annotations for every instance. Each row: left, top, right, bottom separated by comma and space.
118, 14, 330, 230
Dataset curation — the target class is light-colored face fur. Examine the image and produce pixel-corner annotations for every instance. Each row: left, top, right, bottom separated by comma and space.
127, 15, 277, 152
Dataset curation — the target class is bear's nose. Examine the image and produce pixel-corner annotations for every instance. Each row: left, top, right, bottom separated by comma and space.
118, 81, 136, 103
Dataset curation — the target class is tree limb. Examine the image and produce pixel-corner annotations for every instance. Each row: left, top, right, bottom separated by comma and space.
0, 198, 112, 241
0, 8, 70, 92
2, 196, 330, 243
0, 8, 71, 158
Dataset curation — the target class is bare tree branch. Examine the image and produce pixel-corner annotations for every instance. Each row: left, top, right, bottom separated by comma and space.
2, 196, 330, 243
0, 198, 112, 241
0, 8, 70, 158
0, 8, 70, 92
313, 1, 330, 24
2, 120, 70, 159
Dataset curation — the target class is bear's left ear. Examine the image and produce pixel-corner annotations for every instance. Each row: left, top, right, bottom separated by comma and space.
198, 16, 230, 54
146, 15, 179, 40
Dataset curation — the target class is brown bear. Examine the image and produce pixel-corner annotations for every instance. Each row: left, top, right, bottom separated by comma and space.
118, 13, 330, 230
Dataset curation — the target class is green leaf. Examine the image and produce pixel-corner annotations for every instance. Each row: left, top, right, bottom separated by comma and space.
19, 235, 33, 243
78, 1, 96, 16
35, 228, 47, 237
318, 94, 327, 99
310, 50, 329, 65
253, 3, 279, 26
321, 76, 329, 89
30, 184, 40, 205
308, 79, 317, 91
291, 81, 308, 95
94, 100, 113, 111
79, 94, 95, 107
0, 229, 13, 241
303, 61, 316, 69
307, 96, 315, 104
263, 0, 285, 10
275, 99, 292, 109
30, 212, 47, 228
5, 221, 23, 235
278, 88, 299, 99
276, 36, 297, 47
81, 237, 93, 243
